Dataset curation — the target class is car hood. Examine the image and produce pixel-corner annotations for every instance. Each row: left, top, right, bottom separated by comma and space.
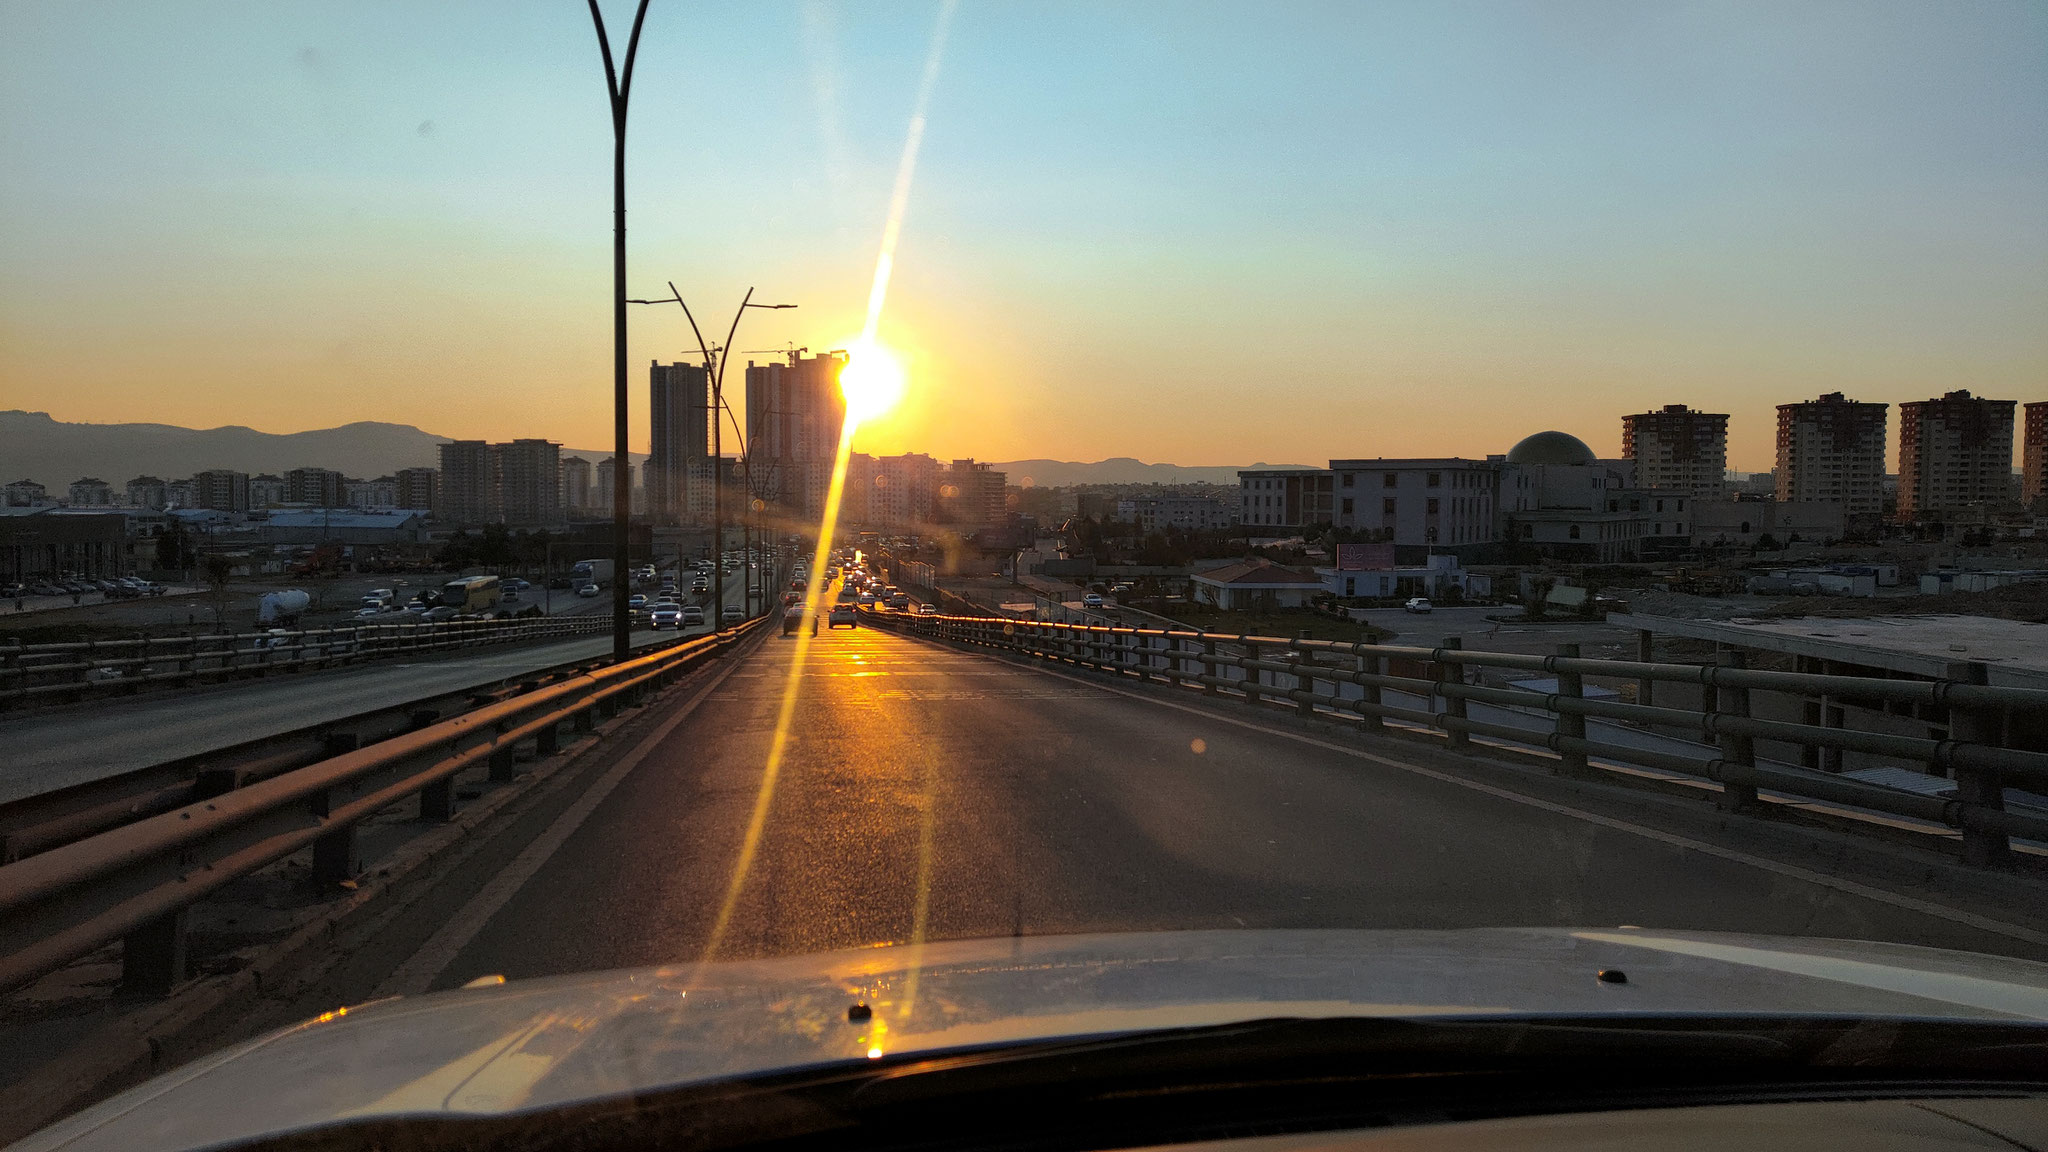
20, 928, 2048, 1151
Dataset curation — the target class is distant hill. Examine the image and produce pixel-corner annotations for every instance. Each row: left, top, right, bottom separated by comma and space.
987, 457, 1314, 487
0, 411, 649, 490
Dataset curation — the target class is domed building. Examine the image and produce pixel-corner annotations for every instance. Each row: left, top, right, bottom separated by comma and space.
1505, 431, 1598, 467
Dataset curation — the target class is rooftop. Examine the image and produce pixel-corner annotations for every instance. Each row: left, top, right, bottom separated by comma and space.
1610, 612, 2048, 691
1193, 560, 1326, 587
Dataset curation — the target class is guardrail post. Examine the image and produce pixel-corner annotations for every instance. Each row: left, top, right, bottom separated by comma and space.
1555, 643, 1587, 776
310, 733, 362, 888
1201, 636, 1219, 696
122, 907, 190, 995
1242, 641, 1262, 707
1358, 648, 1384, 734
488, 725, 519, 783
1439, 637, 1468, 748
1295, 631, 1315, 717
1713, 651, 1757, 811
1949, 663, 2010, 868
410, 709, 456, 821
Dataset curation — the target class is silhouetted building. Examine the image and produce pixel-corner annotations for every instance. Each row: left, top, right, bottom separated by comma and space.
560, 457, 591, 513
1776, 393, 1887, 532
437, 441, 493, 524
2024, 402, 2047, 511
1622, 405, 1728, 500
494, 439, 562, 526
67, 477, 114, 506
649, 360, 714, 525
1897, 390, 2016, 523
395, 466, 438, 512
189, 469, 250, 512
746, 350, 847, 521
125, 475, 168, 510
286, 467, 346, 507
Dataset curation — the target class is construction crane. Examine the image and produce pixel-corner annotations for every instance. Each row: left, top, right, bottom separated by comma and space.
738, 344, 808, 359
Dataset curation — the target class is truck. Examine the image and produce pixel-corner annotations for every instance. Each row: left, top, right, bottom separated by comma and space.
258, 588, 311, 625
570, 559, 613, 587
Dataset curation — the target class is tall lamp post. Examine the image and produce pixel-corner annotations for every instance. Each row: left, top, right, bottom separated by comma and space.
587, 0, 651, 663
628, 284, 793, 629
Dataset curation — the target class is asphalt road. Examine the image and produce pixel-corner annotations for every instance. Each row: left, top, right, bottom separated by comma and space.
0, 578, 757, 804
325, 617, 2048, 1002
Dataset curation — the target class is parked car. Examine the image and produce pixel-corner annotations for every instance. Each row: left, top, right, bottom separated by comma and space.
680, 605, 705, 626
1404, 597, 1433, 614
828, 604, 858, 629
29, 582, 61, 596
1082, 593, 1104, 608
420, 605, 461, 622
0, 582, 22, 598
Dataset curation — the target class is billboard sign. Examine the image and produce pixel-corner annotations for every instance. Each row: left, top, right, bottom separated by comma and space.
1337, 542, 1394, 571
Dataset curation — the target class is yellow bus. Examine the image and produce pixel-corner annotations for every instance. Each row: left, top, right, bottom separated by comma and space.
439, 575, 502, 614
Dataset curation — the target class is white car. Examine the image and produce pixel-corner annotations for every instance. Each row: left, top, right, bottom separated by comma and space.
1082, 593, 1104, 608
681, 605, 705, 626
649, 605, 682, 629
721, 605, 746, 624
1404, 597, 1433, 614
577, 583, 601, 598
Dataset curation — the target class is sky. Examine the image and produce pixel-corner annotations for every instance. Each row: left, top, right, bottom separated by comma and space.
2, 0, 2043, 472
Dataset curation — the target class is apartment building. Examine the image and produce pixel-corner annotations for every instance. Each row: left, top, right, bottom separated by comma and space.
1897, 390, 2017, 523
394, 466, 438, 512
1776, 393, 1888, 531
1237, 469, 1334, 531
1622, 405, 1728, 503
2024, 401, 2046, 511
494, 439, 562, 526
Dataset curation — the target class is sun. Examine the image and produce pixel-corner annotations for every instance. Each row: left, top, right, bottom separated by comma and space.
839, 338, 906, 426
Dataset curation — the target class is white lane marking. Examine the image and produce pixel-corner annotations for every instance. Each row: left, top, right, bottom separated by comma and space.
372, 659, 745, 997
1017, 660, 2048, 950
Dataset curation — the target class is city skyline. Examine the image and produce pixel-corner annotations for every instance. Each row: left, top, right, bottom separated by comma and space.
4, 3, 2045, 472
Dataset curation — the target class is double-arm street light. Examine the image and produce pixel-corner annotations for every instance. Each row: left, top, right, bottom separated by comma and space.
629, 284, 794, 629
587, 0, 651, 663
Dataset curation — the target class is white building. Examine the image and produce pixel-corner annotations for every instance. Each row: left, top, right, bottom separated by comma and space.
1116, 494, 1233, 533
1327, 458, 1499, 552
1499, 432, 1649, 562
1190, 560, 1326, 610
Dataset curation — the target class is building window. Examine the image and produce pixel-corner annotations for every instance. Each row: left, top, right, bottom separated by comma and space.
1383, 474, 1398, 488
1654, 523, 1662, 534
1569, 525, 1581, 539
1427, 472, 1441, 487
1341, 497, 1353, 515
1341, 473, 1354, 487
1426, 498, 1439, 514
1383, 497, 1396, 515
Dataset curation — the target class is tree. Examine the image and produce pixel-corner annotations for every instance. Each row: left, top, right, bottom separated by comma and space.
155, 521, 193, 572
1754, 533, 1782, 552
202, 553, 235, 632
1523, 576, 1555, 621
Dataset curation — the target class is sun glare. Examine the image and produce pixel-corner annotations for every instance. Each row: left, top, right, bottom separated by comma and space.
839, 339, 906, 426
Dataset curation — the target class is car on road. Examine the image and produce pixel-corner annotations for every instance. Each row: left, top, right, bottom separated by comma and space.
720, 605, 745, 624
628, 593, 648, 609
29, 582, 61, 596
1404, 597, 1434, 614
1083, 592, 1104, 608
828, 603, 858, 628
576, 583, 601, 598
547, 577, 571, 590
680, 605, 704, 626
886, 593, 909, 609
649, 604, 682, 629
691, 577, 711, 593
419, 605, 460, 622
916, 602, 938, 615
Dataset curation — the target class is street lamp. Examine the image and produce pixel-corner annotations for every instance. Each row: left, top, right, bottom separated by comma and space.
628, 284, 794, 629
586, 0, 651, 663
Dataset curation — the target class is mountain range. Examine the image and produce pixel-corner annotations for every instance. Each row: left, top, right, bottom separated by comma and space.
0, 411, 1299, 493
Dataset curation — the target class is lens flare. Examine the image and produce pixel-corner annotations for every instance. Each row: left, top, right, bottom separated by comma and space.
840, 339, 906, 426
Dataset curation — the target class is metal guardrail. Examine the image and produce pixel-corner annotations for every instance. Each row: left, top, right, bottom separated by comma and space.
0, 615, 615, 707
0, 618, 764, 996
861, 608, 2048, 868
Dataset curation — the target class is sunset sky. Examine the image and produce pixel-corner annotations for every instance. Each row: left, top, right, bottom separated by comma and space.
3, 1, 2043, 472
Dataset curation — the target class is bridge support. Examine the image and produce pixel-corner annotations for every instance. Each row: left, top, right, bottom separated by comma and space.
1358, 650, 1383, 734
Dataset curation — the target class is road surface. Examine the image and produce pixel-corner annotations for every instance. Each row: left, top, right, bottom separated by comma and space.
268, 616, 2046, 1017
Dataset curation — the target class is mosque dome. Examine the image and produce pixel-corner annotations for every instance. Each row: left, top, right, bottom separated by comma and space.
1505, 430, 1597, 466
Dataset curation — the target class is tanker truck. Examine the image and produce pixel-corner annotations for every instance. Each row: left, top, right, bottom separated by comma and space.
258, 588, 311, 625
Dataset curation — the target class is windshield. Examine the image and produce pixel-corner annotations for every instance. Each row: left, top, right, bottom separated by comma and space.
2, 2, 2046, 1149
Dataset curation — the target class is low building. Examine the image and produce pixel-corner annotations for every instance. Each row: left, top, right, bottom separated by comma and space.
1317, 554, 1488, 600
1190, 559, 1326, 610
259, 510, 430, 547
1327, 458, 1499, 558
1691, 499, 1846, 547
0, 511, 129, 582
1499, 432, 1648, 561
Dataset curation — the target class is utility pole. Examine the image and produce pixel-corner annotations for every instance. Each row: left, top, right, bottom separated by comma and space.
587, 0, 651, 663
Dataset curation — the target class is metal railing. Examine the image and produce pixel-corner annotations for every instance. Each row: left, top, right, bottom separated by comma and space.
0, 618, 763, 995
0, 615, 615, 707
862, 608, 2048, 868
